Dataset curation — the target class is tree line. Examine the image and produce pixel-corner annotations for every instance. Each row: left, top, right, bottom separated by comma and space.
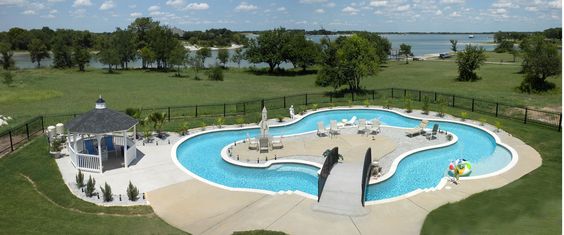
493, 28, 561, 43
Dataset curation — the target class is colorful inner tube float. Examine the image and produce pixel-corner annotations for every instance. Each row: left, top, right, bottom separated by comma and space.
448, 159, 472, 177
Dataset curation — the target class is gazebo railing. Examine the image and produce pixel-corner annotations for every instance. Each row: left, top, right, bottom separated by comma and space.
68, 142, 102, 173
125, 143, 136, 166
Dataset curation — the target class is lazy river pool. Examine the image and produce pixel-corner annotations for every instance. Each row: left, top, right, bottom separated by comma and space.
174, 108, 514, 201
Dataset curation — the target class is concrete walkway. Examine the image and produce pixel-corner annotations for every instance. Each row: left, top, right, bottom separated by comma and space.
313, 162, 368, 216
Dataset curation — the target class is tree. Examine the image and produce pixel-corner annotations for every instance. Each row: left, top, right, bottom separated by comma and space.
73, 46, 90, 72
2, 71, 14, 86
519, 35, 561, 92
95, 35, 120, 73
126, 181, 139, 201
196, 47, 211, 68
100, 182, 113, 202
399, 43, 412, 64
245, 27, 290, 72
85, 176, 96, 197
230, 47, 243, 68
217, 48, 229, 67
187, 53, 203, 79
455, 45, 486, 81
139, 46, 156, 68
207, 64, 224, 81
317, 35, 379, 91
495, 40, 514, 53
128, 17, 159, 68
7, 27, 32, 50
286, 32, 321, 71
355, 32, 391, 63
52, 32, 74, 68
169, 43, 187, 76
450, 39, 458, 52
0, 42, 15, 70
113, 28, 137, 69
148, 112, 167, 138
28, 38, 50, 68
147, 25, 178, 69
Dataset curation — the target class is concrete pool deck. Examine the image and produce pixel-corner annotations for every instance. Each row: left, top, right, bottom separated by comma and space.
147, 107, 542, 235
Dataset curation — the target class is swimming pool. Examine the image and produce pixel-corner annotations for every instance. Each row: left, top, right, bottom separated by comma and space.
173, 108, 516, 202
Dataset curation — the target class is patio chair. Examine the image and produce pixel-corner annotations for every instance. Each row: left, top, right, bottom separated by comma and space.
84, 139, 98, 155
425, 124, 439, 140
406, 120, 429, 137
103, 136, 116, 152
330, 120, 341, 136
368, 119, 381, 135
357, 119, 368, 135
271, 135, 283, 149
317, 121, 328, 137
259, 137, 270, 153
247, 133, 258, 150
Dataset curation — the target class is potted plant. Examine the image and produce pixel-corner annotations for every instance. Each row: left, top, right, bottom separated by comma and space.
49, 137, 64, 158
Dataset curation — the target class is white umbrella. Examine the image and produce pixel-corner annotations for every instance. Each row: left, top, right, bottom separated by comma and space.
260, 106, 269, 137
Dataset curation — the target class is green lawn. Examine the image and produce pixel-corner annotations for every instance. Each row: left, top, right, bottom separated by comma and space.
0, 55, 560, 125
421, 109, 562, 234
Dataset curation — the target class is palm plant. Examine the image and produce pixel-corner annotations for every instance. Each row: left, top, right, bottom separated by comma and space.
148, 111, 167, 138
322, 149, 344, 161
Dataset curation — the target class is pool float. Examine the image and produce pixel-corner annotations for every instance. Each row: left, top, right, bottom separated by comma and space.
448, 159, 472, 177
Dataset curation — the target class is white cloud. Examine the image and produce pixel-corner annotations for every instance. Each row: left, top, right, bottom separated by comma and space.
70, 8, 86, 17
395, 4, 410, 11
148, 5, 160, 11
50, 9, 58, 14
342, 6, 359, 15
276, 6, 286, 11
42, 14, 56, 18
326, 2, 336, 7
315, 8, 325, 13
73, 0, 91, 7
47, 0, 65, 3
130, 12, 142, 17
299, 0, 327, 3
369, 1, 387, 7
185, 2, 209, 10
492, 1, 517, 8
235, 2, 257, 11
22, 10, 36, 15
166, 0, 185, 8
548, 0, 561, 8
449, 11, 460, 17
524, 6, 538, 11
441, 0, 464, 4
494, 8, 506, 14
0, 0, 25, 5
100, 0, 114, 10
435, 9, 442, 15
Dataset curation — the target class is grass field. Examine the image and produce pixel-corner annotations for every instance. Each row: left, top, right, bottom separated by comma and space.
0, 53, 560, 123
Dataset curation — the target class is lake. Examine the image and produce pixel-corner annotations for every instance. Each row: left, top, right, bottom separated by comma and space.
12, 33, 494, 69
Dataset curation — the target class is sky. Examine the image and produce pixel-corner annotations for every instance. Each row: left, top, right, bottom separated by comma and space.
0, 0, 561, 32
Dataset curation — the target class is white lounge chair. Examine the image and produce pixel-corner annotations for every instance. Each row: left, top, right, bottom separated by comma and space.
357, 119, 368, 135
406, 120, 429, 137
345, 116, 357, 126
330, 120, 340, 136
368, 119, 381, 135
247, 133, 258, 150
317, 121, 328, 137
271, 135, 283, 149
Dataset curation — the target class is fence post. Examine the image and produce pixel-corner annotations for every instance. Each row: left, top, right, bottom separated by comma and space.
41, 116, 45, 133
403, 89, 406, 97
471, 99, 475, 112
330, 93, 333, 103
391, 88, 394, 98
372, 90, 375, 100
418, 91, 421, 102
495, 103, 499, 117
167, 107, 171, 121
524, 108, 528, 124
195, 105, 198, 117
243, 103, 246, 115
558, 113, 562, 132
434, 92, 437, 102
352, 92, 355, 102
223, 103, 226, 117
305, 94, 308, 106
452, 95, 455, 107
261, 99, 265, 109
25, 123, 30, 140
283, 96, 286, 108
9, 131, 13, 151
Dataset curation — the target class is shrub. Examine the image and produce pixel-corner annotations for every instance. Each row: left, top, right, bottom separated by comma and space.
200, 121, 207, 131
100, 182, 113, 202
460, 112, 468, 121
143, 127, 152, 142
384, 98, 391, 109
126, 181, 139, 201
363, 99, 370, 107
348, 100, 353, 107
236, 117, 245, 127
50, 137, 64, 152
422, 96, 430, 114
179, 122, 189, 135
329, 102, 335, 109
216, 117, 225, 128
404, 97, 412, 113
495, 121, 502, 132
479, 117, 487, 126
3, 71, 14, 86
85, 176, 96, 197
277, 116, 284, 122
207, 65, 224, 81
75, 170, 85, 189
311, 103, 318, 110
438, 98, 447, 117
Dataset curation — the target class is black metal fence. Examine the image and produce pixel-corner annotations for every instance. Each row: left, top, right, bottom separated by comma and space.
0, 116, 44, 157
1, 87, 561, 157
318, 147, 340, 202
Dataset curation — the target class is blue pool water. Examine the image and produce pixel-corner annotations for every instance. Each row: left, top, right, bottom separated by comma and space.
176, 109, 513, 201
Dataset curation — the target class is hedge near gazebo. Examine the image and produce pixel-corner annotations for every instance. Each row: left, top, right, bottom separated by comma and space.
66, 96, 138, 173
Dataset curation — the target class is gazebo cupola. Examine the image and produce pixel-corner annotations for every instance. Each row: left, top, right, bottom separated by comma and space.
65, 96, 139, 173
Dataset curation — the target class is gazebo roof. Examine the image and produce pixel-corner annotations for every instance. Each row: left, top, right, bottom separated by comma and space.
66, 97, 138, 134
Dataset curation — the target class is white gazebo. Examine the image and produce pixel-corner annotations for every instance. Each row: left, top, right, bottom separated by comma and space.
65, 96, 138, 173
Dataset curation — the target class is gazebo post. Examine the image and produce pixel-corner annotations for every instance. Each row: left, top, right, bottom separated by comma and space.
123, 130, 128, 168
133, 125, 137, 140
97, 134, 102, 173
